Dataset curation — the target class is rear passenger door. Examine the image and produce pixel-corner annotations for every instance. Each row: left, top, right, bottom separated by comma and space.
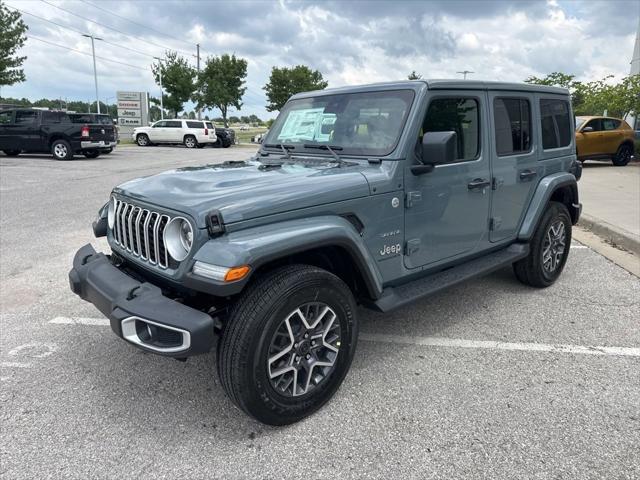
488, 93, 538, 242
0, 110, 16, 150
601, 118, 623, 154
13, 110, 41, 152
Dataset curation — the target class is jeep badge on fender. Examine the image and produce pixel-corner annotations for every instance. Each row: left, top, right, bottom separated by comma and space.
69, 79, 581, 425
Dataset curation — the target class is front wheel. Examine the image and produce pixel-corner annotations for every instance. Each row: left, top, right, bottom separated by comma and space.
612, 144, 632, 166
513, 201, 572, 288
136, 134, 150, 146
3, 150, 20, 157
217, 264, 358, 425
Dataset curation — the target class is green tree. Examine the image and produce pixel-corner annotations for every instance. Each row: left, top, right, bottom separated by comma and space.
0, 0, 28, 89
525, 72, 585, 112
408, 71, 422, 80
264, 65, 328, 112
195, 53, 247, 127
151, 51, 196, 117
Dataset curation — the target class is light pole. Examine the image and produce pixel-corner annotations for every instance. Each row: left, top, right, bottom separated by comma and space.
105, 96, 114, 118
83, 34, 103, 113
153, 57, 164, 120
456, 70, 474, 80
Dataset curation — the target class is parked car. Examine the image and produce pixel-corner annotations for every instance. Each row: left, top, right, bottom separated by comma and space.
0, 108, 116, 160
68, 113, 118, 154
213, 126, 235, 148
70, 80, 582, 425
132, 119, 216, 148
251, 130, 268, 143
575, 116, 635, 166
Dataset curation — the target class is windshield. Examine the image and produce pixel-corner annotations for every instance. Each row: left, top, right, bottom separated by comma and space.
264, 89, 415, 156
575, 117, 586, 130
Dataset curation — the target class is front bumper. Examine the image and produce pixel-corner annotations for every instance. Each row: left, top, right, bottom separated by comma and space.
68, 244, 215, 357
81, 140, 117, 150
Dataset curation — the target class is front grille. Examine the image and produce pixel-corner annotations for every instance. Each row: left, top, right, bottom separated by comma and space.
112, 199, 170, 268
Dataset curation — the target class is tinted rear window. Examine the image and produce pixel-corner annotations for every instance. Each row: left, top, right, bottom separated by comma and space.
187, 121, 204, 129
540, 99, 571, 149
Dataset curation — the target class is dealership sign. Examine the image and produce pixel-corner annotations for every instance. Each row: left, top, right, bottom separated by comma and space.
116, 91, 149, 132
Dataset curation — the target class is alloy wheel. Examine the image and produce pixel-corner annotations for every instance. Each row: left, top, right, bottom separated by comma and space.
542, 220, 566, 273
54, 143, 67, 158
267, 302, 341, 397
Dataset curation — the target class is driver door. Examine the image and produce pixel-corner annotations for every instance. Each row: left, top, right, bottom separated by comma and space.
577, 118, 603, 157
148, 121, 167, 142
404, 91, 491, 269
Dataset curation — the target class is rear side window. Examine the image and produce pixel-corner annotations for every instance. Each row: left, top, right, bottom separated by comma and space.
0, 111, 13, 124
494, 98, 531, 156
540, 99, 571, 149
186, 121, 203, 129
165, 121, 182, 128
423, 97, 480, 161
602, 118, 621, 130
15, 110, 38, 125
205, 122, 214, 129
43, 112, 70, 123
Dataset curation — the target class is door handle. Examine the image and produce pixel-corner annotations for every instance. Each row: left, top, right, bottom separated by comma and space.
519, 170, 537, 181
467, 178, 491, 190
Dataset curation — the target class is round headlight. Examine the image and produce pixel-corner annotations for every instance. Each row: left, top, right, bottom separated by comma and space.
164, 217, 193, 262
107, 196, 116, 229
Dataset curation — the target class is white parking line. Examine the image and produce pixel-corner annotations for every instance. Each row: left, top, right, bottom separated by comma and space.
1, 362, 32, 369
571, 245, 589, 249
359, 333, 640, 358
50, 317, 110, 326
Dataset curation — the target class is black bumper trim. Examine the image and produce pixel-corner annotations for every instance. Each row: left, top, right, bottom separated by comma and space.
69, 244, 215, 357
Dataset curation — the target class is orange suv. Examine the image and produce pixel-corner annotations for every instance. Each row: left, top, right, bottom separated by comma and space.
575, 116, 635, 166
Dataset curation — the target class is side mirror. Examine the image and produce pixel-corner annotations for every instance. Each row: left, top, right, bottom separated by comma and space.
422, 131, 458, 166
410, 164, 435, 175
581, 126, 594, 133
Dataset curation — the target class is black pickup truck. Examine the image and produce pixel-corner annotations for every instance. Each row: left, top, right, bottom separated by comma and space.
0, 108, 117, 160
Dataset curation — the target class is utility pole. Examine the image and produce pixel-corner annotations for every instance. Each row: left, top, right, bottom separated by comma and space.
83, 34, 103, 113
456, 70, 474, 80
196, 43, 201, 120
153, 57, 164, 120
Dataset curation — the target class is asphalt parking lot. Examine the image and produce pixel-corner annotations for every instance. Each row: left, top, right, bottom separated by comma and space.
1, 146, 639, 479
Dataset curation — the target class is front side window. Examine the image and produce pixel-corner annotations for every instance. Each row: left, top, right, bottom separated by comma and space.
15, 110, 38, 125
494, 98, 531, 156
540, 99, 571, 149
583, 119, 603, 131
153, 121, 166, 128
0, 111, 14, 124
422, 97, 480, 161
165, 121, 182, 128
265, 89, 415, 156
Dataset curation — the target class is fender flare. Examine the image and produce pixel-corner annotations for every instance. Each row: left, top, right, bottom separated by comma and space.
518, 172, 578, 241
190, 215, 384, 298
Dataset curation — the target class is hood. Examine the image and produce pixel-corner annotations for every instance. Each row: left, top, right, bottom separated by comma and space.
114, 160, 371, 227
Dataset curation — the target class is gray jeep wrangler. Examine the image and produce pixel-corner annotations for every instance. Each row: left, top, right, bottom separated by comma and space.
69, 80, 582, 425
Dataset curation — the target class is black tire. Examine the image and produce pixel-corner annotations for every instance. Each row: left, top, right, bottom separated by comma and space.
184, 135, 198, 148
217, 264, 358, 426
51, 139, 73, 160
83, 151, 101, 159
3, 150, 20, 157
103, 148, 113, 154
513, 201, 572, 288
136, 134, 150, 147
612, 144, 632, 166
223, 140, 231, 148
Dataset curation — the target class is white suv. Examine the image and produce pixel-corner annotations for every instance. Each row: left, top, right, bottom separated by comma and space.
132, 120, 217, 148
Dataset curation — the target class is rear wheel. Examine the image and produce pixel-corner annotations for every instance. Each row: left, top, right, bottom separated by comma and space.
83, 151, 101, 159
612, 144, 632, 166
217, 264, 358, 425
3, 150, 20, 157
514, 201, 571, 288
184, 135, 197, 148
136, 134, 150, 147
51, 139, 73, 160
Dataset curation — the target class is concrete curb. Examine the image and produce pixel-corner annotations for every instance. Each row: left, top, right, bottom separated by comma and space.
578, 213, 640, 256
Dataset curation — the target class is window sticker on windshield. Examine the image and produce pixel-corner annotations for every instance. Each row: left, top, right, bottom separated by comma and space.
278, 108, 327, 142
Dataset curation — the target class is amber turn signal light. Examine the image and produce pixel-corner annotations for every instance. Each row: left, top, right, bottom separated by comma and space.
224, 265, 251, 282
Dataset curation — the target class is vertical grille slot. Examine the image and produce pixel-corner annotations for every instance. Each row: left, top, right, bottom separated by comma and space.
109, 199, 174, 269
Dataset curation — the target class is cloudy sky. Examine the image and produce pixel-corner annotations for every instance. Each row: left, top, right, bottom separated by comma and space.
3, 0, 639, 119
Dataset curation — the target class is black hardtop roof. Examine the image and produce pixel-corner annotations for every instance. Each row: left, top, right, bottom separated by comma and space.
290, 79, 569, 99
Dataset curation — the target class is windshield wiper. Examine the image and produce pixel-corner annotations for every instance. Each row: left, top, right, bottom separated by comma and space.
303, 144, 346, 166
264, 143, 295, 160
